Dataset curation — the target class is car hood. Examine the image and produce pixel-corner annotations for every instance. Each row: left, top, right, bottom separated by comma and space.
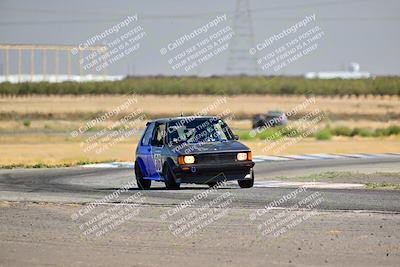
171, 140, 250, 155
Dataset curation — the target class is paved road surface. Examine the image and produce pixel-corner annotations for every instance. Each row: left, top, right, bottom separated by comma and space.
1, 157, 399, 212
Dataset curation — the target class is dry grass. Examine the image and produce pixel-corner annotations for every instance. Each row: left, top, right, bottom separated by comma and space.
1, 134, 399, 165
1, 95, 399, 117
1, 118, 398, 133
0, 120, 147, 132
1, 95, 399, 132
0, 95, 398, 165
245, 136, 400, 155
0, 135, 137, 165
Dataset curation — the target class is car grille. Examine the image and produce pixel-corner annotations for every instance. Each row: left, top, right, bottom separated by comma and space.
196, 153, 237, 164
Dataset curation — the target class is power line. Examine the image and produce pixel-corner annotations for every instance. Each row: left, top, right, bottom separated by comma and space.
1, 15, 399, 27
0, 0, 388, 26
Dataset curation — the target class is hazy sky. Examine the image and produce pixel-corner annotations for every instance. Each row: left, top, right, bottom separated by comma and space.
0, 0, 399, 76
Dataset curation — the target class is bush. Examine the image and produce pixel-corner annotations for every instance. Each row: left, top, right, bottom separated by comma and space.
22, 120, 31, 127
387, 125, 400, 135
1, 76, 400, 96
351, 128, 372, 137
332, 126, 352, 136
237, 131, 253, 140
373, 128, 388, 137
373, 126, 400, 136
256, 128, 281, 140
315, 128, 332, 140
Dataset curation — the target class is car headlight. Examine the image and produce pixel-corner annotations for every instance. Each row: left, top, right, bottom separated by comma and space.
178, 155, 195, 164
237, 152, 248, 161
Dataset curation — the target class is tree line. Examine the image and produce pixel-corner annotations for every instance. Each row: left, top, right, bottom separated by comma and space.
0, 76, 399, 96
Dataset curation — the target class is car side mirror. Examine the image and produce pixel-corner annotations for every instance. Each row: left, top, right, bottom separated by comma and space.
234, 134, 239, 140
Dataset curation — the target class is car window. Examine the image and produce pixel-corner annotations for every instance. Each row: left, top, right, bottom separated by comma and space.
167, 118, 233, 144
152, 123, 166, 147
141, 123, 155, 146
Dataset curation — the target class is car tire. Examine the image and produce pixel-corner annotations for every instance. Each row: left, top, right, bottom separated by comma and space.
238, 170, 254, 188
163, 164, 180, 190
135, 161, 151, 190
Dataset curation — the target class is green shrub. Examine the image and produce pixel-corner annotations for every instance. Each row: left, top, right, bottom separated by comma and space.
1, 76, 400, 96
351, 128, 372, 137
279, 126, 302, 137
315, 129, 332, 140
256, 129, 280, 140
332, 126, 352, 136
373, 128, 388, 137
373, 126, 400, 136
236, 126, 301, 141
236, 131, 253, 140
387, 125, 400, 135
22, 120, 31, 127
359, 129, 372, 137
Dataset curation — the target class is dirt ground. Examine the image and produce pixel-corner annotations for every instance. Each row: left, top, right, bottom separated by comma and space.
1, 94, 399, 166
0, 202, 399, 266
274, 171, 400, 184
1, 95, 399, 118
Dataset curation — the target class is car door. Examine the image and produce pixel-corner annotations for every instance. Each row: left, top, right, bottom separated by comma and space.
136, 122, 155, 178
148, 122, 166, 179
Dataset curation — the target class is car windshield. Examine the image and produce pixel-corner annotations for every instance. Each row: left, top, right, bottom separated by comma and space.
267, 112, 284, 117
167, 118, 233, 145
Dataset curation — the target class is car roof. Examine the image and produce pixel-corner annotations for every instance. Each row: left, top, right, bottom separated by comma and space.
267, 111, 285, 116
147, 116, 217, 125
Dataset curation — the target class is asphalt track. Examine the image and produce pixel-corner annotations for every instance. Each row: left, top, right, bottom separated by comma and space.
1, 157, 400, 212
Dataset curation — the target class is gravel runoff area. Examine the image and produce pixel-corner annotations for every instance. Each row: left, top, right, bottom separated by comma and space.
0, 201, 399, 267
1, 158, 400, 266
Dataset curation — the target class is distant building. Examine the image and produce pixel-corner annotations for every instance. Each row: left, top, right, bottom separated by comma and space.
305, 62, 371, 79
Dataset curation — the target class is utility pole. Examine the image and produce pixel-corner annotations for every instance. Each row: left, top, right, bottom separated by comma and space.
227, 0, 259, 76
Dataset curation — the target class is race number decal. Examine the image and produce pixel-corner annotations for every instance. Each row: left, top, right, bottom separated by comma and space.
152, 153, 163, 172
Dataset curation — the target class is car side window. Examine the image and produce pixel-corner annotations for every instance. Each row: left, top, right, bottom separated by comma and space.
152, 123, 166, 147
141, 123, 155, 146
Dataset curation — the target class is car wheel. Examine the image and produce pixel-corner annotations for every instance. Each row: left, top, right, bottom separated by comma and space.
135, 161, 151, 190
238, 170, 254, 188
163, 164, 180, 190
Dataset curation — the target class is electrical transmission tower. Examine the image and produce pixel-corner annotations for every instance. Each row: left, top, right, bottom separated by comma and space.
226, 0, 259, 75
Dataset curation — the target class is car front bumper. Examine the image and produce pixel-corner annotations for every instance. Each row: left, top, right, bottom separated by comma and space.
172, 161, 255, 184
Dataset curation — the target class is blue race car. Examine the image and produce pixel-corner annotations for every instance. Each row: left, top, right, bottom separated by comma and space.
134, 116, 255, 189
